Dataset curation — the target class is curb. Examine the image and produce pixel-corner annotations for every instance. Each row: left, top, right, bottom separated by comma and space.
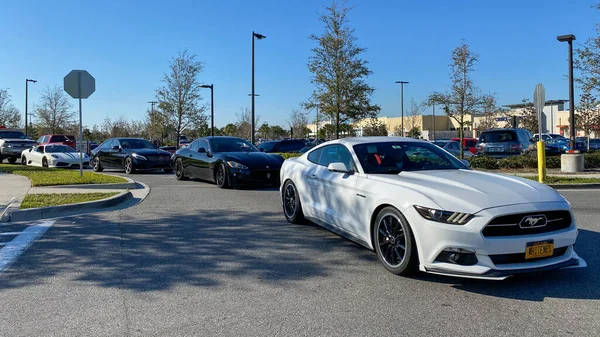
549, 183, 600, 190
38, 175, 137, 190
3, 190, 133, 223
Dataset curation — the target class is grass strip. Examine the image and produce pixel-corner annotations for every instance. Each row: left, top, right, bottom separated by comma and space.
0, 164, 126, 186
20, 192, 120, 209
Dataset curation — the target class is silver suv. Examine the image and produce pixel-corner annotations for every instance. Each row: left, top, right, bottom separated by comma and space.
475, 128, 533, 158
0, 130, 37, 164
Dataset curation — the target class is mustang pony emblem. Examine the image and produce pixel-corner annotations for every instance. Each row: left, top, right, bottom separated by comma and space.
519, 215, 547, 228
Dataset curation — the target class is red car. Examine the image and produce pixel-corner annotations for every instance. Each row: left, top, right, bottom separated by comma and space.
450, 137, 478, 154
37, 134, 77, 149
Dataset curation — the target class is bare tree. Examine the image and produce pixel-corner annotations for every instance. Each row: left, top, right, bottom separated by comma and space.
0, 89, 21, 128
305, 0, 380, 139
235, 107, 260, 140
429, 42, 494, 159
156, 49, 207, 144
405, 98, 423, 132
288, 109, 309, 138
34, 85, 75, 134
476, 95, 501, 131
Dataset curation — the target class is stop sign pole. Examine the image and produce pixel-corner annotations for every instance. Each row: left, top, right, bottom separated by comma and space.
64, 70, 95, 177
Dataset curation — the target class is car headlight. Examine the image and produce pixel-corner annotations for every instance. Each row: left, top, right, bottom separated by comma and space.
226, 161, 248, 170
131, 153, 147, 160
414, 206, 473, 225
50, 154, 59, 159
3, 143, 12, 148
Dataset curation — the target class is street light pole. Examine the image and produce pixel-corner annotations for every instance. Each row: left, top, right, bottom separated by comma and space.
557, 34, 577, 150
251, 31, 266, 144
432, 103, 436, 141
147, 100, 158, 143
395, 81, 409, 136
25, 79, 37, 136
200, 85, 214, 137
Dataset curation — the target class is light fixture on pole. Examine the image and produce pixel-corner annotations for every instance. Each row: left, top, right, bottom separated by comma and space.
251, 31, 266, 144
395, 81, 409, 136
200, 85, 214, 137
557, 34, 576, 150
25, 79, 37, 136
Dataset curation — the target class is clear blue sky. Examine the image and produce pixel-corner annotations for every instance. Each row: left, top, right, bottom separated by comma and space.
1, 0, 598, 130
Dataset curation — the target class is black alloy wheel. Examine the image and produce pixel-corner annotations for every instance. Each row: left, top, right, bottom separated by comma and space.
282, 180, 304, 224
374, 207, 418, 275
215, 163, 229, 189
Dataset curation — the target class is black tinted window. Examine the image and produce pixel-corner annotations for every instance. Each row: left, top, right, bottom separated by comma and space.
465, 140, 477, 147
308, 148, 322, 164
480, 131, 517, 143
197, 140, 208, 152
277, 141, 304, 152
99, 140, 111, 150
0, 131, 27, 139
258, 141, 278, 152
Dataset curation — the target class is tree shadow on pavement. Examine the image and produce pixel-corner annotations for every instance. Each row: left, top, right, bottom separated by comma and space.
0, 209, 374, 292
412, 228, 599, 302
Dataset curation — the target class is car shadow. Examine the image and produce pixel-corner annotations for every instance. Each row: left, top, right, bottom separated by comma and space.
409, 228, 599, 302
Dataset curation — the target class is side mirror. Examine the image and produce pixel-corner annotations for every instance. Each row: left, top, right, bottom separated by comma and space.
111, 145, 120, 151
460, 159, 470, 167
327, 162, 354, 174
197, 147, 206, 153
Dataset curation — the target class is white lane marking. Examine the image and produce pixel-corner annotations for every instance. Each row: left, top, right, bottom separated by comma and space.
0, 220, 55, 273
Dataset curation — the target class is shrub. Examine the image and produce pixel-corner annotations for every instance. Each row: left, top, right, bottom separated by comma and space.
546, 156, 560, 169
585, 152, 600, 168
274, 152, 302, 160
468, 156, 499, 170
498, 156, 526, 169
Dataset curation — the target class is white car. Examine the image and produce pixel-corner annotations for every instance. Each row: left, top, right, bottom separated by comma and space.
280, 137, 586, 280
21, 144, 90, 168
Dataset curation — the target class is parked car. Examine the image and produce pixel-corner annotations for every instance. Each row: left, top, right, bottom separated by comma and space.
172, 136, 284, 188
589, 138, 600, 151
0, 129, 37, 164
21, 144, 89, 168
91, 138, 173, 174
37, 134, 77, 149
280, 136, 585, 279
475, 128, 533, 158
532, 133, 568, 142
441, 140, 473, 159
160, 146, 177, 154
450, 137, 478, 154
257, 139, 305, 153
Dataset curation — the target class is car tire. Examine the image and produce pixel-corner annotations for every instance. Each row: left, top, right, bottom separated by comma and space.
215, 163, 229, 189
373, 207, 419, 276
42, 157, 49, 168
93, 157, 104, 172
282, 180, 305, 224
174, 159, 188, 180
21, 156, 27, 166
124, 157, 135, 174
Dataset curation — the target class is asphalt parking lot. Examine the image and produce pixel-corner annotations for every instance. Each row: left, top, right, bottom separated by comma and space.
1, 171, 599, 336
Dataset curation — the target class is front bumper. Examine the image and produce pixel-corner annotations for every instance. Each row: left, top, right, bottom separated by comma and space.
49, 160, 90, 168
406, 201, 586, 280
227, 168, 281, 187
132, 158, 172, 170
2, 147, 34, 158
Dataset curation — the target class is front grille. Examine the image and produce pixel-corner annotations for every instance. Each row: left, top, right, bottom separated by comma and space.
482, 211, 572, 237
146, 155, 171, 163
250, 169, 279, 182
55, 162, 69, 167
489, 246, 569, 265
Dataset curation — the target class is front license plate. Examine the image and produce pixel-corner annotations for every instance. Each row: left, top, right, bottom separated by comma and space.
525, 240, 554, 259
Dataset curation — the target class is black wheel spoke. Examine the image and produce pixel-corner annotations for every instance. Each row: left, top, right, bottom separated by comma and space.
377, 214, 407, 268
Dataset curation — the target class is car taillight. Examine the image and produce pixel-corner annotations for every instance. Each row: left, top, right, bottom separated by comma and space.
476, 145, 482, 151
510, 144, 522, 151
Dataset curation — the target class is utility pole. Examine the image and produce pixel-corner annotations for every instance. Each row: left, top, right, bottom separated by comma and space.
148, 100, 158, 143
395, 81, 409, 136
25, 79, 37, 136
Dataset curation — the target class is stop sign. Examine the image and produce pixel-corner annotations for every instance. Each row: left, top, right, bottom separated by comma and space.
63, 70, 95, 99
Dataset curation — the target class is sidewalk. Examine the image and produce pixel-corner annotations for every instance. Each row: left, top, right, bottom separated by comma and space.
0, 173, 30, 212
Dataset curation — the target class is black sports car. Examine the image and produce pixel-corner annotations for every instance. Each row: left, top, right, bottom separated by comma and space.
91, 138, 173, 174
173, 136, 284, 188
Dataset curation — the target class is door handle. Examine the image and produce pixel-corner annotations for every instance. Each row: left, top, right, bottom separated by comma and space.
189, 154, 193, 157
310, 174, 317, 178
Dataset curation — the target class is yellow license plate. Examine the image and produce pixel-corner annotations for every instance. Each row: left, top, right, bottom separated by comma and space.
525, 241, 554, 259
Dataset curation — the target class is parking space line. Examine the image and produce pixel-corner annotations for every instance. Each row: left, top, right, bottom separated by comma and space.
0, 220, 55, 273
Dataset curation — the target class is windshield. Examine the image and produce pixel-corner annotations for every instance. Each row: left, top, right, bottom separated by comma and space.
480, 131, 516, 143
120, 139, 156, 149
353, 141, 467, 174
0, 131, 28, 139
45, 145, 76, 153
51, 135, 75, 142
432, 141, 448, 148
209, 138, 258, 152
258, 141, 277, 152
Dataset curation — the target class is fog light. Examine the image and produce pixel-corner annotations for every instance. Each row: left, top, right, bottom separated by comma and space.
435, 248, 478, 266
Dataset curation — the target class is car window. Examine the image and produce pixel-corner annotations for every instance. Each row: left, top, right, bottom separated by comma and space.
209, 138, 258, 152
317, 145, 355, 170
308, 148, 322, 164
197, 139, 209, 152
480, 131, 517, 143
98, 140, 111, 150
258, 141, 278, 152
120, 139, 154, 149
110, 140, 120, 148
465, 140, 477, 147
36, 137, 44, 143
353, 142, 466, 174
36, 146, 44, 153
45, 145, 76, 153
189, 140, 199, 151
448, 142, 458, 150
0, 131, 27, 139
277, 141, 304, 152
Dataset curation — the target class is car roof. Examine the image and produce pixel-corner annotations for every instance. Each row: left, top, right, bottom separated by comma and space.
322, 136, 428, 147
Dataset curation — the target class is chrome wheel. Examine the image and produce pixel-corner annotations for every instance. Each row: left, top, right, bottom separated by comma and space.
377, 213, 407, 268
125, 157, 133, 174
93, 157, 103, 172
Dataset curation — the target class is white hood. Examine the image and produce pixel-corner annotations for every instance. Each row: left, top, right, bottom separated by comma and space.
369, 169, 566, 213
52, 152, 87, 161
